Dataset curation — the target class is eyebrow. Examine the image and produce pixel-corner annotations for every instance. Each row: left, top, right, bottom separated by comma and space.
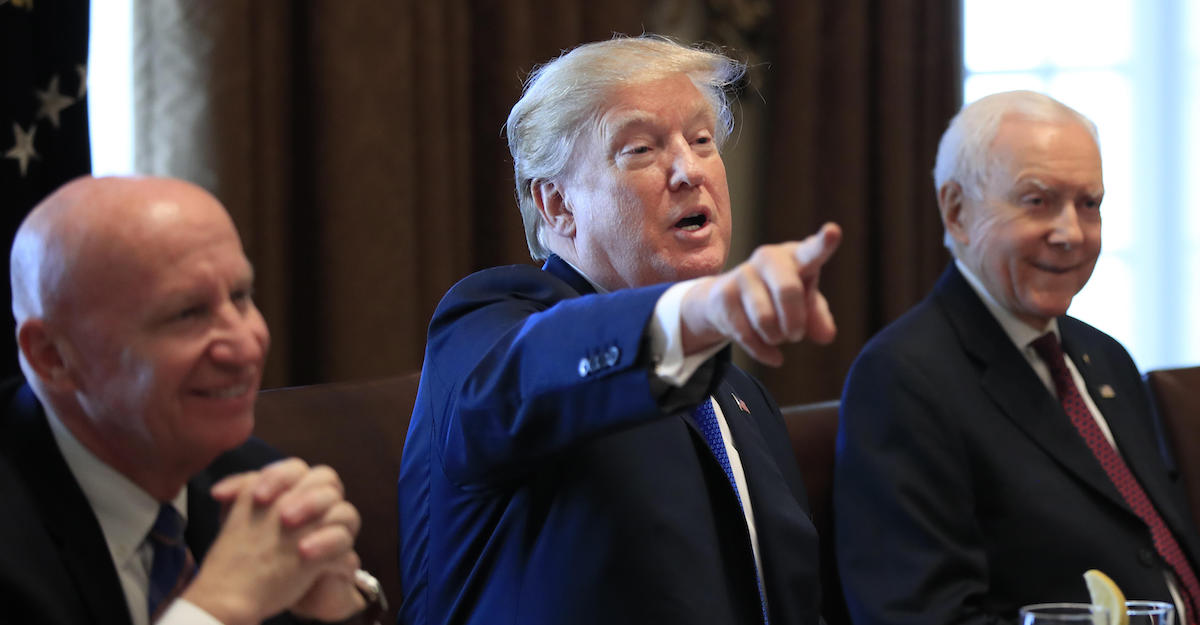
601, 101, 717, 142
1014, 176, 1103, 195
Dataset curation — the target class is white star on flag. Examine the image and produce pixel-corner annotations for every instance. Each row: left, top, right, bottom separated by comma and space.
5, 123, 39, 178
36, 75, 75, 128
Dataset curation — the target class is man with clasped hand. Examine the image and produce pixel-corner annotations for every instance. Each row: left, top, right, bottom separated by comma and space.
0, 176, 381, 625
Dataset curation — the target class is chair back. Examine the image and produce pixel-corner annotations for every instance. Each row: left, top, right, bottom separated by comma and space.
781, 399, 849, 625
253, 373, 420, 622
1145, 366, 1200, 529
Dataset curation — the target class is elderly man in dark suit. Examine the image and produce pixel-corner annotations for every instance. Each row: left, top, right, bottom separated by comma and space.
835, 90, 1200, 625
0, 176, 380, 625
397, 35, 841, 625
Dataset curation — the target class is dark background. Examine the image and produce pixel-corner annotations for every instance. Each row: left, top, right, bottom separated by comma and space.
1, 0, 961, 406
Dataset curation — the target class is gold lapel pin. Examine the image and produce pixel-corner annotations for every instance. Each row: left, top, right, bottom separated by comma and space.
1099, 384, 1116, 399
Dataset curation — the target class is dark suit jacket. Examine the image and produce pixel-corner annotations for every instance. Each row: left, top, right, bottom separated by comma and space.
834, 264, 1200, 625
0, 378, 293, 625
397, 255, 822, 625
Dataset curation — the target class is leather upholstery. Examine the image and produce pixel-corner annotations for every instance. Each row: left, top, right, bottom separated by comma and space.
1145, 366, 1200, 529
253, 373, 420, 624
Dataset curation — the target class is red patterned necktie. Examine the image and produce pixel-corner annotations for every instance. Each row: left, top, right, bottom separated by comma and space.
1032, 333, 1200, 623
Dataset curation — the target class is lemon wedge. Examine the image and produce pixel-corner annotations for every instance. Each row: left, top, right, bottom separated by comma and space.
1084, 569, 1128, 625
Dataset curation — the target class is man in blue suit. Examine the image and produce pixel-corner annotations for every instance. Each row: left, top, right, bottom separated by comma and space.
0, 176, 378, 625
835, 91, 1200, 624
397, 35, 841, 625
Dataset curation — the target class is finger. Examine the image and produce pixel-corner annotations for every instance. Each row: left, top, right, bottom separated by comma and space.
253, 457, 311, 504
298, 524, 358, 563
727, 308, 784, 366
753, 247, 807, 341
737, 267, 786, 346
210, 471, 258, 502
281, 483, 351, 527
805, 290, 838, 345
284, 464, 345, 498
793, 222, 843, 271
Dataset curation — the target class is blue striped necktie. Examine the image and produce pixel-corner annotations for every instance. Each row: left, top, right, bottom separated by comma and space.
692, 398, 769, 624
146, 504, 196, 619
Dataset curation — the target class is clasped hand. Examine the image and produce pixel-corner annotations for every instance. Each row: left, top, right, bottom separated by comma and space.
180, 458, 366, 625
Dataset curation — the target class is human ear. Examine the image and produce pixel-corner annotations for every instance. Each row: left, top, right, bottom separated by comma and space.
17, 320, 75, 392
938, 182, 970, 247
532, 179, 575, 238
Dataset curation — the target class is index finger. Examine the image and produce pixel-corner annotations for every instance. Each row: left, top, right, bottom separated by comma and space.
793, 222, 843, 270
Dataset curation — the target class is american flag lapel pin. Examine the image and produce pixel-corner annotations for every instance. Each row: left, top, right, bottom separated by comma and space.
1099, 384, 1116, 399
731, 392, 750, 414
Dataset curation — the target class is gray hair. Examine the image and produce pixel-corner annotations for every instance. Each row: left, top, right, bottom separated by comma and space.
506, 34, 747, 260
933, 90, 1099, 201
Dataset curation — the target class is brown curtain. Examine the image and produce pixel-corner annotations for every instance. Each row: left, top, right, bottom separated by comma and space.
755, 0, 962, 405
132, 0, 961, 400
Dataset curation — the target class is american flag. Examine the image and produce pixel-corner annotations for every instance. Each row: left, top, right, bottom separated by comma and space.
1, 0, 91, 379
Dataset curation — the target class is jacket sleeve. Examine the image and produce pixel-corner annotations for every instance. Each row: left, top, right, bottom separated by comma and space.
420, 266, 708, 488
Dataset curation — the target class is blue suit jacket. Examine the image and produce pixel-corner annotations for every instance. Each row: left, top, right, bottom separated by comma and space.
0, 379, 294, 625
397, 256, 822, 625
834, 264, 1200, 625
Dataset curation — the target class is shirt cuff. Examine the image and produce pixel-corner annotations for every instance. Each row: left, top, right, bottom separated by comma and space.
156, 599, 227, 625
649, 279, 728, 387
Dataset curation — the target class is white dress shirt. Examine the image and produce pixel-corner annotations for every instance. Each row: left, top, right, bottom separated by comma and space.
562, 260, 765, 590
957, 259, 1185, 619
44, 406, 222, 625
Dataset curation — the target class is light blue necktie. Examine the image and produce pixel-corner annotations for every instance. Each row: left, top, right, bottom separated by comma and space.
692, 398, 769, 624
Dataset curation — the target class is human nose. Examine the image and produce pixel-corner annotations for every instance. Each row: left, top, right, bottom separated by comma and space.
1047, 202, 1085, 249
209, 302, 269, 367
667, 137, 706, 190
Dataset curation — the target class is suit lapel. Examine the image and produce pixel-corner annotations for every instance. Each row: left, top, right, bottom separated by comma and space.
7, 385, 134, 625
934, 265, 1130, 512
1061, 327, 1199, 546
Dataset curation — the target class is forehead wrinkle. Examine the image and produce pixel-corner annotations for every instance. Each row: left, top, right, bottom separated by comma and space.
599, 95, 717, 142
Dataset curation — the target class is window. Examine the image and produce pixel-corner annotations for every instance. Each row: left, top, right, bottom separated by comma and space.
87, 0, 135, 176
964, 0, 1200, 371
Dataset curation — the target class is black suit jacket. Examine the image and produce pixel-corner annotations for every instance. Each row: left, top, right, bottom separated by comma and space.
834, 264, 1200, 625
0, 379, 292, 625
397, 256, 822, 625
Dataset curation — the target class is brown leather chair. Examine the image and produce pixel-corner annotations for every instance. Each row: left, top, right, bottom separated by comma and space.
1145, 366, 1200, 529
252, 373, 420, 622
781, 400, 848, 625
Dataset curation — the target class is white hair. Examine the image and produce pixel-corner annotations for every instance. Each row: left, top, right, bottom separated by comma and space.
932, 90, 1100, 248
505, 34, 747, 260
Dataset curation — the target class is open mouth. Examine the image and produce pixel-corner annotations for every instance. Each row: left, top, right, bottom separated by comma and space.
675, 213, 708, 231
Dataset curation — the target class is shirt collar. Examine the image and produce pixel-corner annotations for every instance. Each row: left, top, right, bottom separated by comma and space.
955, 258, 1061, 350
43, 404, 188, 568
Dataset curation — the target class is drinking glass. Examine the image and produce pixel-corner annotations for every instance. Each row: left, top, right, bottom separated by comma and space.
1019, 603, 1108, 624
1125, 600, 1174, 625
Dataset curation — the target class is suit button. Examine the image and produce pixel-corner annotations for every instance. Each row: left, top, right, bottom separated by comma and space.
1139, 547, 1157, 567
578, 357, 591, 377
604, 345, 619, 366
